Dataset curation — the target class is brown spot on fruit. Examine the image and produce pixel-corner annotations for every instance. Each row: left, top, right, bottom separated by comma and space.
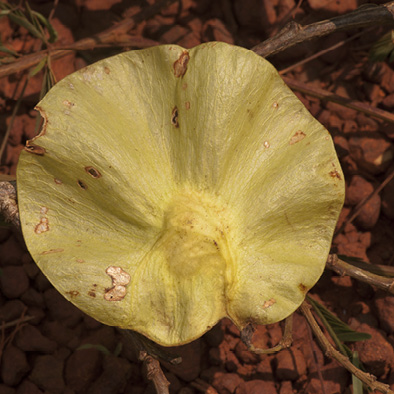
262, 298, 276, 309
54, 178, 62, 185
104, 67, 110, 74
85, 166, 102, 178
299, 283, 308, 294
173, 50, 190, 78
35, 217, 49, 234
264, 141, 270, 148
77, 180, 87, 190
104, 266, 131, 301
185, 101, 190, 110
171, 107, 179, 128
63, 100, 75, 108
329, 170, 342, 180
272, 102, 279, 109
289, 131, 306, 145
40, 248, 64, 255
88, 291, 96, 298
24, 142, 46, 155
66, 290, 79, 298
76, 259, 85, 263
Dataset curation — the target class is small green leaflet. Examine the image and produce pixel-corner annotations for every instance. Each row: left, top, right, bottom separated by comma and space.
307, 296, 371, 343
369, 30, 394, 63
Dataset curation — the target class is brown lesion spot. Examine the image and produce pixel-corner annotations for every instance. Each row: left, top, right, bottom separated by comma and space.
85, 166, 102, 178
104, 266, 131, 301
173, 50, 190, 78
298, 283, 308, 294
25, 141, 46, 155
329, 170, 342, 180
171, 107, 179, 128
88, 290, 96, 298
289, 131, 306, 145
77, 180, 88, 190
65, 290, 79, 298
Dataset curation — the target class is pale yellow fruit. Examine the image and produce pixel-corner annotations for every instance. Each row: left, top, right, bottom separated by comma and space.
17, 42, 344, 346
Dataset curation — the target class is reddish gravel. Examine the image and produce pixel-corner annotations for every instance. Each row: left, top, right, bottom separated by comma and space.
1, 1, 394, 393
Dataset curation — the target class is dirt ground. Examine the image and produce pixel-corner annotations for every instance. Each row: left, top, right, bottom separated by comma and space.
1, 0, 394, 393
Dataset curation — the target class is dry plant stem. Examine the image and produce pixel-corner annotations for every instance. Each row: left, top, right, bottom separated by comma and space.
1, 315, 35, 329
252, 2, 394, 57
0, 0, 176, 78
241, 315, 293, 354
300, 301, 394, 394
327, 254, 394, 294
0, 181, 20, 228
139, 351, 170, 394
282, 76, 394, 124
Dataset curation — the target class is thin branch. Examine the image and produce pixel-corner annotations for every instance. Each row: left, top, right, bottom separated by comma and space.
282, 76, 394, 124
0, 0, 176, 78
326, 254, 394, 294
0, 181, 19, 228
252, 2, 394, 58
300, 301, 394, 394
139, 351, 170, 394
241, 315, 293, 354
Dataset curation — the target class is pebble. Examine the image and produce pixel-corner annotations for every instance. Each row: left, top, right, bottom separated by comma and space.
15, 324, 57, 353
1, 345, 30, 386
211, 372, 244, 394
348, 135, 393, 175
374, 290, 394, 334
275, 348, 307, 381
236, 379, 277, 394
29, 355, 65, 394
354, 323, 394, 378
43, 288, 83, 327
0, 266, 29, 299
0, 236, 24, 266
305, 361, 348, 394
65, 348, 102, 392
16, 380, 43, 394
86, 354, 132, 394
0, 300, 26, 322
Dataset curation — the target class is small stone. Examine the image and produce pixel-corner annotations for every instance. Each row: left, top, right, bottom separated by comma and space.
275, 348, 307, 381
211, 372, 244, 394
382, 176, 394, 219
20, 288, 44, 307
236, 380, 277, 394
0, 266, 29, 299
41, 320, 80, 347
375, 290, 394, 334
345, 175, 381, 229
29, 355, 65, 394
0, 235, 24, 266
254, 356, 274, 381
1, 345, 30, 386
307, 0, 357, 13
348, 135, 393, 175
305, 362, 348, 394
204, 322, 224, 347
382, 92, 394, 109
15, 324, 57, 353
202, 19, 234, 44
279, 381, 293, 394
0, 384, 15, 394
86, 354, 132, 394
65, 348, 102, 392
0, 300, 27, 322
234, 339, 259, 364
354, 323, 394, 378
16, 380, 44, 394
163, 339, 202, 381
43, 288, 83, 327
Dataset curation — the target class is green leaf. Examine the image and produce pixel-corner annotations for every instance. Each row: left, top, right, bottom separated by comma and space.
352, 351, 364, 394
29, 56, 47, 77
31, 10, 58, 43
77, 343, 111, 355
0, 44, 18, 57
308, 296, 371, 343
369, 30, 394, 63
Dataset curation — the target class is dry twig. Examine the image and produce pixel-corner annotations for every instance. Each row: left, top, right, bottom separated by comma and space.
139, 351, 170, 394
241, 315, 293, 354
326, 254, 394, 294
300, 301, 394, 394
253, 2, 394, 57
